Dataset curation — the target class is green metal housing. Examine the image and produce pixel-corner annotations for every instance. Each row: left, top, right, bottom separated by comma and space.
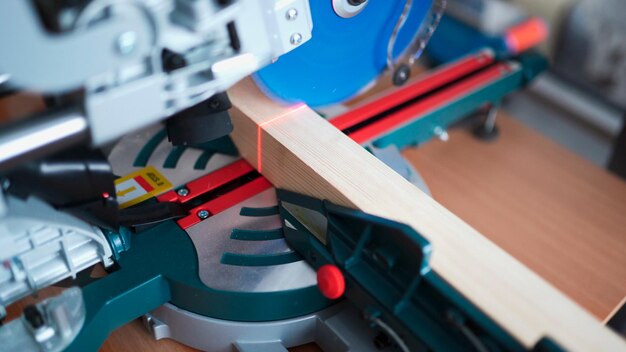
276, 189, 565, 352
67, 220, 331, 351
373, 52, 548, 149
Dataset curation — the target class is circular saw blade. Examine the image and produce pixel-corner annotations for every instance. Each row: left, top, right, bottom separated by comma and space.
254, 0, 436, 107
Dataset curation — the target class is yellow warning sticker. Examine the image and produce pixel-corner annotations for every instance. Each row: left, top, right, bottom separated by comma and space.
115, 166, 172, 208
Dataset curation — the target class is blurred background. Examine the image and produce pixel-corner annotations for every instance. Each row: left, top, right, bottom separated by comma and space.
424, 0, 626, 177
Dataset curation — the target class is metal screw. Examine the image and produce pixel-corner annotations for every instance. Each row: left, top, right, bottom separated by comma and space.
177, 188, 189, 197
290, 33, 303, 46
197, 209, 209, 220
393, 64, 411, 86
116, 31, 138, 55
286, 8, 298, 21
144, 316, 156, 334
433, 126, 449, 142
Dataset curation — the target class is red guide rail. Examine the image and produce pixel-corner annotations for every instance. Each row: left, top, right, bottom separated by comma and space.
158, 159, 254, 203
159, 50, 507, 230
157, 159, 272, 229
176, 176, 272, 229
331, 50, 495, 131
346, 63, 512, 144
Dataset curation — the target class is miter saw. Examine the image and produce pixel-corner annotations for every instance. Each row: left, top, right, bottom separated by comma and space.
0, 1, 548, 351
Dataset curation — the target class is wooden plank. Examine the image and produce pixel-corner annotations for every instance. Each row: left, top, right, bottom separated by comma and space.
228, 77, 626, 351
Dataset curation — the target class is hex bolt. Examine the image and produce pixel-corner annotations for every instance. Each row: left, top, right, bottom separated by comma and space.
290, 33, 303, 46
286, 8, 298, 21
197, 209, 209, 220
392, 64, 411, 86
116, 31, 138, 55
177, 188, 189, 197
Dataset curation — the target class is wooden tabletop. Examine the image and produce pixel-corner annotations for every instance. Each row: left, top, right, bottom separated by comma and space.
405, 113, 626, 321
3, 92, 625, 350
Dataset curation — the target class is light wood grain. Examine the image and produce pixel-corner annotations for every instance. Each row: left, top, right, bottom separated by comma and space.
228, 77, 626, 351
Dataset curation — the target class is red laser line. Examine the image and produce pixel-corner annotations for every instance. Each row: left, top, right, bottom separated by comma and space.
256, 104, 306, 173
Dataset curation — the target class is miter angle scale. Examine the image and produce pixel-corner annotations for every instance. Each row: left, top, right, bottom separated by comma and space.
104, 125, 422, 351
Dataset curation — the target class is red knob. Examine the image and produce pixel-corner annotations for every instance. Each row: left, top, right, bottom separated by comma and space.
316, 264, 345, 300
